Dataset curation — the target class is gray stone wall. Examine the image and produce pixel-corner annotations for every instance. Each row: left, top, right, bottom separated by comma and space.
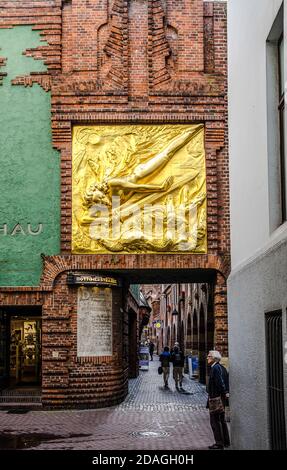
228, 238, 287, 449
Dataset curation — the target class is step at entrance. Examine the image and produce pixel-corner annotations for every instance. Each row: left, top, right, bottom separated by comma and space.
0, 386, 42, 409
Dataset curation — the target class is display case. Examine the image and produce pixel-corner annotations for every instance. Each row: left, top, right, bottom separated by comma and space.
10, 318, 41, 384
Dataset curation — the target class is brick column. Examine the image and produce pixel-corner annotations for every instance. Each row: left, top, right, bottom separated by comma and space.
213, 272, 228, 358
41, 272, 128, 409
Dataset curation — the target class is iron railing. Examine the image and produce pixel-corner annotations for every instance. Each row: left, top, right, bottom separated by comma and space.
266, 311, 287, 450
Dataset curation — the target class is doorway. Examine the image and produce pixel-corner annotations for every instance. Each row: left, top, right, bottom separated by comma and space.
0, 307, 42, 389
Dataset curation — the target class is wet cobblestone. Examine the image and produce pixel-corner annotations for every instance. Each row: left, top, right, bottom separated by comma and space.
0, 357, 214, 450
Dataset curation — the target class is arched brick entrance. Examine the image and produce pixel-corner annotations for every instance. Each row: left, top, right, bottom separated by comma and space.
199, 304, 207, 384
0, 0, 229, 409
0, 256, 228, 408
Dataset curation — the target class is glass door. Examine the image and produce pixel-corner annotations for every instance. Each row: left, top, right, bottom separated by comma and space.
10, 316, 42, 385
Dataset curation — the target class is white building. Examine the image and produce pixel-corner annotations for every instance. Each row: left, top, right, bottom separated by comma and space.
228, 0, 287, 449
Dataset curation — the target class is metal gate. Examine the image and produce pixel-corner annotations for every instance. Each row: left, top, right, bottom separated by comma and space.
266, 311, 287, 450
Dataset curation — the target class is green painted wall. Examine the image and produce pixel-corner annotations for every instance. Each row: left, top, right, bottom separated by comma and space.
0, 26, 60, 286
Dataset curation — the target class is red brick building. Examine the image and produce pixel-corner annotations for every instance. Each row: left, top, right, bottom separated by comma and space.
0, 0, 229, 408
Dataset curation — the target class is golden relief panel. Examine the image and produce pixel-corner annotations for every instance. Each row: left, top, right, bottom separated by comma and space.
72, 124, 207, 254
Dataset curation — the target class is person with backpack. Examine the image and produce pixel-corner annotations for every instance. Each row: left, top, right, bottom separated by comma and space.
206, 350, 230, 450
159, 346, 171, 389
170, 344, 185, 391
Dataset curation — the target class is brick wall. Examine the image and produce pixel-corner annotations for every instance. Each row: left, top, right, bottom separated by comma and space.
0, 0, 229, 407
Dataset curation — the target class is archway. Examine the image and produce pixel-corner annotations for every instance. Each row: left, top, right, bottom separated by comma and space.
3, 259, 227, 407
199, 304, 206, 384
166, 326, 170, 349
128, 308, 138, 378
192, 310, 199, 378
186, 313, 192, 353
206, 284, 215, 352
180, 320, 184, 353
206, 284, 215, 383
172, 323, 176, 349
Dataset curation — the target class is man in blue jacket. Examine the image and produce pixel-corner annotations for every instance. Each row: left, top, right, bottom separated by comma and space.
207, 350, 230, 449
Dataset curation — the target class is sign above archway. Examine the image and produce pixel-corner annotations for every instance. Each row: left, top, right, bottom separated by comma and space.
72, 124, 207, 254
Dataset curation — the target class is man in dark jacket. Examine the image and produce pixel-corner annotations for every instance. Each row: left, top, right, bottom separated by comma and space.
170, 345, 185, 391
207, 350, 230, 449
149, 341, 155, 361
159, 346, 171, 389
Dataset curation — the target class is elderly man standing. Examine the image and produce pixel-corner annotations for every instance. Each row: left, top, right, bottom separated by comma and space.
207, 350, 230, 450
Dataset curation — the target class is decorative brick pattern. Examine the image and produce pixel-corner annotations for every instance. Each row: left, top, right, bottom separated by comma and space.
11, 73, 51, 91
103, 0, 129, 91
204, 2, 215, 74
148, 0, 172, 88
0, 0, 61, 91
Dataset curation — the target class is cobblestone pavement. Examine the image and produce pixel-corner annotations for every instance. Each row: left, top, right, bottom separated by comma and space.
0, 357, 215, 450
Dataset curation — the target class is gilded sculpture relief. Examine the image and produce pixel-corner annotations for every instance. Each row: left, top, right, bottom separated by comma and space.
72, 124, 207, 254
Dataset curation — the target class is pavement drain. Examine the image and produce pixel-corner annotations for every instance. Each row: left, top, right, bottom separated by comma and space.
131, 431, 170, 438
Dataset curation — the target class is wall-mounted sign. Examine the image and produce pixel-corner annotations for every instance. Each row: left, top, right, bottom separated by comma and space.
0, 223, 43, 236
139, 345, 149, 370
153, 320, 162, 329
67, 272, 121, 287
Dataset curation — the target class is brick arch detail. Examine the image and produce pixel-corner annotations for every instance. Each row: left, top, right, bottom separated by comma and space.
40, 253, 230, 290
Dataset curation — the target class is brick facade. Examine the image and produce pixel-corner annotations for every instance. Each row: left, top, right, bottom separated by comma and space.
0, 0, 229, 407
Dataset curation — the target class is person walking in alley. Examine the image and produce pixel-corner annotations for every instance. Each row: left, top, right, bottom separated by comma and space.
171, 344, 185, 391
149, 341, 155, 361
170, 341, 179, 354
206, 350, 230, 450
159, 346, 171, 389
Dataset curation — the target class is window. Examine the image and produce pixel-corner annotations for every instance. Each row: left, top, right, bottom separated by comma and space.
267, 4, 286, 230
278, 34, 286, 221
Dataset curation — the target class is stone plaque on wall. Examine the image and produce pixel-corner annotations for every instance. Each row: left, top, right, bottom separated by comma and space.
77, 286, 113, 357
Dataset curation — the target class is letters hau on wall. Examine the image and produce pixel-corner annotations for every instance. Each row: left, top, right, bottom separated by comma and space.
72, 124, 207, 254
